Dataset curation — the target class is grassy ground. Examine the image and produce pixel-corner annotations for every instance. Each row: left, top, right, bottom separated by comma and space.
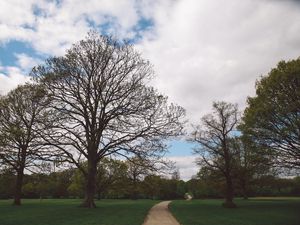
0, 199, 158, 225
170, 197, 300, 225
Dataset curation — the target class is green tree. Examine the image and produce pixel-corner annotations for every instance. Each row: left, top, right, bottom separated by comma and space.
241, 58, 300, 169
68, 168, 85, 198
32, 32, 185, 208
96, 158, 127, 199
176, 180, 186, 198
48, 168, 75, 198
195, 166, 225, 198
142, 175, 163, 199
67, 159, 129, 199
0, 167, 15, 199
126, 157, 153, 200
232, 135, 271, 199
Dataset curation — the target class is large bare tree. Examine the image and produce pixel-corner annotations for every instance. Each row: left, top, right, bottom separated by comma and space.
0, 84, 50, 205
32, 32, 185, 208
191, 101, 239, 208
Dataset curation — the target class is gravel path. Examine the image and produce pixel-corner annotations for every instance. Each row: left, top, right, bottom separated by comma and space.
142, 201, 180, 225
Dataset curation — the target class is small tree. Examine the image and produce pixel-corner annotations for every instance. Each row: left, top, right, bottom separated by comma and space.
0, 84, 50, 205
32, 32, 185, 208
191, 101, 239, 208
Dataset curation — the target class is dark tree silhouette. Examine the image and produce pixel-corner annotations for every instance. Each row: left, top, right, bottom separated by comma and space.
32, 32, 185, 208
0, 84, 50, 205
191, 101, 239, 208
232, 135, 271, 200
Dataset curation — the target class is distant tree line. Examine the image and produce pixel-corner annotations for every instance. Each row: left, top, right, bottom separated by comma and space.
187, 166, 300, 199
1, 158, 299, 200
0, 158, 187, 200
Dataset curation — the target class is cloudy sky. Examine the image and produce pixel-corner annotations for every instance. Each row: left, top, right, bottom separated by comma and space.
1, 0, 300, 180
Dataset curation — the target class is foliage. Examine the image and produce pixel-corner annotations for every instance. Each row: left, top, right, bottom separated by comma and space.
241, 58, 300, 169
96, 158, 128, 199
125, 156, 174, 199
32, 31, 185, 207
0, 83, 50, 205
187, 167, 225, 198
232, 135, 272, 199
0, 168, 15, 199
67, 169, 85, 198
141, 174, 185, 200
191, 101, 240, 207
1, 164, 300, 200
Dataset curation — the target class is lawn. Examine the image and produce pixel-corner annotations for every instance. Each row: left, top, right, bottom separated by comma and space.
0, 199, 158, 225
170, 197, 300, 225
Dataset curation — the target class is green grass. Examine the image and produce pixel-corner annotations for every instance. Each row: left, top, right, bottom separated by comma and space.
0, 199, 158, 225
170, 197, 300, 225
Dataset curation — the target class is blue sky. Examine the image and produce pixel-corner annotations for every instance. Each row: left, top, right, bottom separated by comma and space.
1, 0, 300, 179
166, 140, 196, 157
0, 41, 34, 67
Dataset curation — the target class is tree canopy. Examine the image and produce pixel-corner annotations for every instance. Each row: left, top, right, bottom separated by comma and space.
190, 101, 239, 208
31, 32, 185, 207
0, 84, 50, 205
241, 58, 300, 169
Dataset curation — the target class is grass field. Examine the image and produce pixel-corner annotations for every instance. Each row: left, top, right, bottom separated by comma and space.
0, 199, 158, 225
170, 197, 300, 225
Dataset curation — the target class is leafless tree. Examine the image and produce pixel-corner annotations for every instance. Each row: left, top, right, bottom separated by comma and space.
190, 101, 239, 208
32, 32, 185, 208
0, 84, 50, 205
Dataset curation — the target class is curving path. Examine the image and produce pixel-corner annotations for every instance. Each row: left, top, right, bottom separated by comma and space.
142, 201, 180, 225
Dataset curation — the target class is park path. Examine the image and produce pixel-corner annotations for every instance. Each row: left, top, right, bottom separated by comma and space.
142, 201, 180, 225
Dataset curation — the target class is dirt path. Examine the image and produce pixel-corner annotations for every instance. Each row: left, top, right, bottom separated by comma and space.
142, 201, 180, 225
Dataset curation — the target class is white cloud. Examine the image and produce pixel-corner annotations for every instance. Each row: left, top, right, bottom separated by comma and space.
0, 1, 300, 172
0, 66, 30, 95
15, 53, 42, 71
166, 156, 198, 181
0, 0, 150, 92
0, 52, 41, 95
0, 0, 36, 27
137, 0, 300, 123
0, 0, 147, 55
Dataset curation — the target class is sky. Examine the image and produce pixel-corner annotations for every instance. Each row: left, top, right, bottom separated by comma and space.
1, 0, 300, 180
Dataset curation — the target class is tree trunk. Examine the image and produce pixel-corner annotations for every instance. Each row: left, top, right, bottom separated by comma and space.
241, 179, 248, 200
80, 159, 97, 208
222, 140, 236, 208
97, 190, 102, 200
131, 176, 138, 200
13, 168, 24, 206
223, 175, 237, 208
